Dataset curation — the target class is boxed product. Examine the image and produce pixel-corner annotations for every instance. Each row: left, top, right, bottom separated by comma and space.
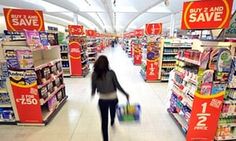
39, 32, 49, 46
47, 82, 54, 94
56, 90, 63, 102
9, 70, 37, 86
24, 70, 37, 85
54, 77, 61, 88
0, 108, 15, 121
39, 86, 48, 100
56, 62, 62, 72
0, 93, 11, 105
24, 30, 41, 47
47, 33, 58, 46
5, 50, 20, 69
47, 95, 58, 112
36, 69, 43, 85
16, 50, 34, 69
42, 67, 51, 81
50, 65, 58, 75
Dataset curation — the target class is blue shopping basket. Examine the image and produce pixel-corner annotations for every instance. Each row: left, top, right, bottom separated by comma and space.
116, 103, 141, 122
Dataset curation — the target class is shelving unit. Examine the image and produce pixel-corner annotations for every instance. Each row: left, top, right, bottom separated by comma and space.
140, 36, 161, 82
2, 36, 68, 125
87, 38, 98, 63
168, 40, 236, 140
60, 44, 71, 77
160, 39, 192, 82
0, 57, 16, 125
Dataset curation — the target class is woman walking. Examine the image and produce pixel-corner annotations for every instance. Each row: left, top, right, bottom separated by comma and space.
91, 55, 129, 141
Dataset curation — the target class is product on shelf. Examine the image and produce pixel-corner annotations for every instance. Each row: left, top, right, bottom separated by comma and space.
39, 86, 48, 100
47, 95, 58, 112
47, 32, 59, 46
39, 32, 49, 46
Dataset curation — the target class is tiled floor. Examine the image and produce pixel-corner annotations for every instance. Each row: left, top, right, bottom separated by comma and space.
0, 46, 185, 141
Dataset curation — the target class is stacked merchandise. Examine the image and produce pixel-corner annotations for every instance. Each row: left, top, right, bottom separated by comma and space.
0, 60, 15, 124
140, 36, 161, 82
168, 41, 235, 140
132, 38, 142, 65
216, 57, 236, 140
2, 30, 68, 125
160, 39, 192, 81
60, 44, 71, 76
79, 36, 89, 76
87, 38, 98, 63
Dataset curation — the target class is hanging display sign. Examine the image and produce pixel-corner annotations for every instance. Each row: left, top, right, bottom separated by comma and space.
186, 92, 224, 141
133, 41, 142, 65
146, 42, 160, 80
86, 29, 96, 37
181, 0, 233, 30
68, 25, 84, 35
145, 23, 162, 35
69, 40, 82, 76
3, 8, 45, 31
9, 69, 42, 123
135, 29, 144, 37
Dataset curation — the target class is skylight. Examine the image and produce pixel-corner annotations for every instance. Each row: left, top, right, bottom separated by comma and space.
147, 2, 172, 13
23, 0, 68, 12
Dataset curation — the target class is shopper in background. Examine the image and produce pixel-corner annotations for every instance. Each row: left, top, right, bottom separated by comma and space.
91, 55, 129, 141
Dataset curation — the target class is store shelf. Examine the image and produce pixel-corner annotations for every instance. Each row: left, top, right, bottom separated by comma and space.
176, 57, 200, 66
168, 109, 188, 135
38, 71, 63, 89
163, 53, 178, 55
221, 112, 236, 117
215, 136, 236, 141
35, 59, 61, 71
62, 67, 70, 70
0, 89, 7, 93
0, 120, 16, 125
40, 84, 65, 105
32, 45, 60, 52
162, 66, 175, 69
63, 74, 71, 77
0, 104, 12, 108
62, 59, 69, 61
87, 52, 97, 55
162, 60, 176, 62
60, 51, 68, 53
42, 95, 68, 123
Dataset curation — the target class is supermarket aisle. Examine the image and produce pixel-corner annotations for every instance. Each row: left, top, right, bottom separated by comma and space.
0, 46, 185, 141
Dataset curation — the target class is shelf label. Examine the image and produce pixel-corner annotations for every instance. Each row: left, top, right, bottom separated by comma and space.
3, 8, 45, 31
181, 0, 233, 30
10, 75, 42, 123
186, 92, 224, 141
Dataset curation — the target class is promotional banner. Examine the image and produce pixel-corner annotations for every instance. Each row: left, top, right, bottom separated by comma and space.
146, 42, 160, 80
69, 41, 82, 76
145, 23, 162, 35
186, 92, 224, 141
133, 41, 142, 65
181, 0, 233, 30
9, 70, 42, 123
86, 29, 96, 37
3, 8, 45, 31
68, 25, 84, 35
135, 29, 144, 37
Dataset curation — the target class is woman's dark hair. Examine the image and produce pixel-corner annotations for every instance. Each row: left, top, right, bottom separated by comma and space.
93, 55, 109, 79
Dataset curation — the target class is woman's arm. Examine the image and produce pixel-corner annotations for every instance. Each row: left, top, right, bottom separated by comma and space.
111, 70, 129, 99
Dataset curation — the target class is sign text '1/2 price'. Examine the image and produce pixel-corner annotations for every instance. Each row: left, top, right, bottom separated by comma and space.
16, 95, 38, 105
195, 102, 210, 130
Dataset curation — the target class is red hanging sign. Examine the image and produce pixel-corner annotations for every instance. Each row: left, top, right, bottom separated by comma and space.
181, 0, 233, 30
146, 42, 160, 80
86, 30, 96, 37
69, 41, 82, 76
133, 42, 142, 65
135, 29, 144, 37
186, 92, 224, 141
68, 25, 84, 35
145, 23, 162, 35
3, 8, 45, 31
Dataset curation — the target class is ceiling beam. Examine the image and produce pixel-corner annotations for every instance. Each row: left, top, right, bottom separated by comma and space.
102, 0, 115, 33
124, 1, 166, 32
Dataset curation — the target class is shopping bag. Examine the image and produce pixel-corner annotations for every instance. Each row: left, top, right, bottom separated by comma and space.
116, 103, 141, 122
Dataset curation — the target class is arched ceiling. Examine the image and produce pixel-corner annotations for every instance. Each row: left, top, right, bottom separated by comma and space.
0, 0, 235, 33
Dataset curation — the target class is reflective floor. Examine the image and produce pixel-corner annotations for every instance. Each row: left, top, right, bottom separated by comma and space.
0, 46, 185, 141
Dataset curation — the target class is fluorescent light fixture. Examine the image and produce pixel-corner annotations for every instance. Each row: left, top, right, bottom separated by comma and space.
23, 0, 68, 12
147, 2, 172, 13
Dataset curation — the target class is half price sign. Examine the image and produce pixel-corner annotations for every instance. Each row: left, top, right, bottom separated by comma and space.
181, 0, 233, 29
3, 8, 45, 31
